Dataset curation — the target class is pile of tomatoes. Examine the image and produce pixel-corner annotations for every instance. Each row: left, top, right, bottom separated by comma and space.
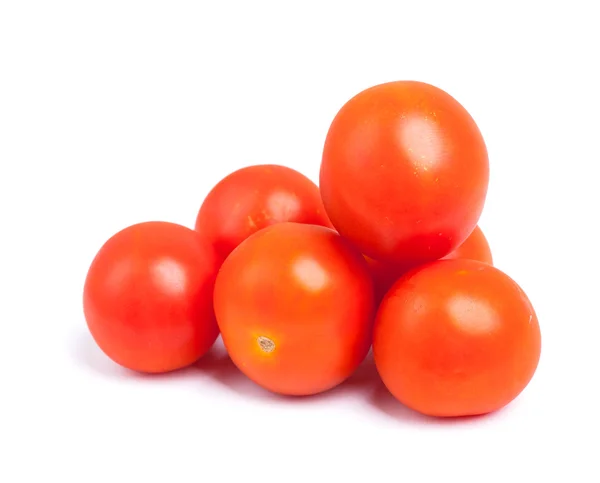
83, 81, 541, 418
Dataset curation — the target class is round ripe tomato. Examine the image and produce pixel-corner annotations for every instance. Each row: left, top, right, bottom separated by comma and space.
320, 81, 489, 265
368, 225, 493, 303
214, 222, 375, 396
443, 225, 493, 265
83, 222, 220, 373
195, 164, 332, 261
373, 259, 541, 417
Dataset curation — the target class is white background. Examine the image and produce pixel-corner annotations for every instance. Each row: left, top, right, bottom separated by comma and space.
1, 1, 598, 482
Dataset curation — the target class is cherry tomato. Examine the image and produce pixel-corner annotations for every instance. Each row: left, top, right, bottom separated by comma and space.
443, 225, 493, 265
214, 222, 375, 396
83, 221, 220, 373
320, 81, 489, 265
368, 225, 493, 303
195, 164, 332, 262
373, 259, 541, 417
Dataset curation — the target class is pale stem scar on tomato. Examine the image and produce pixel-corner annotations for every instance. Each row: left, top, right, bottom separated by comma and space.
257, 336, 276, 353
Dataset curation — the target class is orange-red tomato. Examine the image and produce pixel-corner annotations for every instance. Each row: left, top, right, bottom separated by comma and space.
373, 259, 541, 417
83, 222, 220, 373
320, 81, 489, 265
214, 222, 375, 396
443, 225, 493, 265
195, 164, 332, 262
367, 225, 493, 302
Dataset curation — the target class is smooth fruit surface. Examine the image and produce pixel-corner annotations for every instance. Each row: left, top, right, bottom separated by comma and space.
373, 259, 541, 417
195, 164, 332, 261
320, 80, 489, 265
214, 222, 375, 396
366, 225, 493, 303
83, 221, 220, 373
364, 255, 416, 304
443, 225, 493, 264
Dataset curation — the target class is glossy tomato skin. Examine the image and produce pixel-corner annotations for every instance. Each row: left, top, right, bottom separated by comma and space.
214, 222, 375, 396
368, 225, 493, 303
83, 222, 220, 373
320, 81, 489, 265
373, 259, 541, 417
195, 164, 332, 262
364, 255, 417, 305
443, 225, 493, 265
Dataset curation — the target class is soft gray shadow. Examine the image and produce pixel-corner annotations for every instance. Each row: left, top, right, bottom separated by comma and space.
70, 330, 505, 423
368, 381, 434, 424
69, 329, 226, 381
193, 341, 279, 401
368, 379, 507, 426
198, 345, 384, 404
69, 329, 130, 378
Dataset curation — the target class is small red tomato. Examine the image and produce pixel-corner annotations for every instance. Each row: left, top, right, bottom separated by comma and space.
368, 225, 493, 302
373, 259, 541, 417
83, 222, 220, 373
320, 81, 489, 265
443, 225, 493, 265
214, 222, 375, 396
195, 164, 332, 261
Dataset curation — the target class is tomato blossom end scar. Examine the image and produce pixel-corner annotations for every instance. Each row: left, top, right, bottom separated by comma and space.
257, 336, 276, 353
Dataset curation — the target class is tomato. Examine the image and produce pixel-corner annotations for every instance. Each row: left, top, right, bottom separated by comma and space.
195, 164, 332, 262
367, 225, 493, 303
364, 255, 416, 304
213, 222, 375, 396
373, 259, 541, 417
443, 224, 493, 265
320, 80, 489, 265
83, 222, 220, 373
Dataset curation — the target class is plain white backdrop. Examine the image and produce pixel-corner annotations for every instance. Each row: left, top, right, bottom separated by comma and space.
1, 1, 599, 481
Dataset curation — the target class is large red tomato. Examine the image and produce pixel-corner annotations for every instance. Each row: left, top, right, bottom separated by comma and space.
213, 222, 375, 396
320, 81, 489, 265
83, 222, 220, 373
373, 259, 541, 417
195, 164, 332, 261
